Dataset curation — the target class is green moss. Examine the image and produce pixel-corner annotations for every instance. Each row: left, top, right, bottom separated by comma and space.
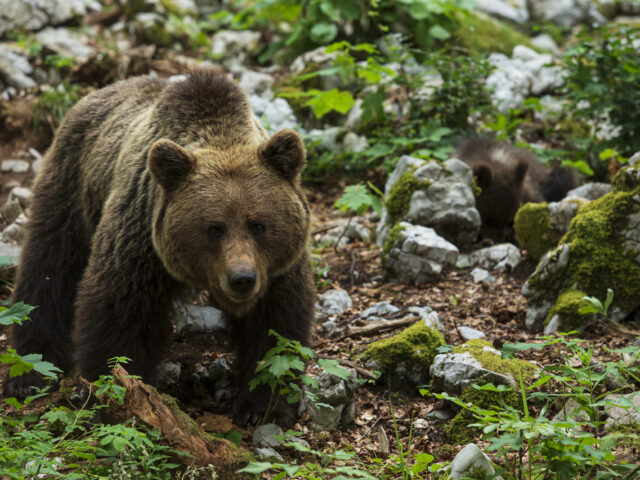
545, 289, 588, 329
382, 223, 407, 259
447, 378, 521, 443
559, 189, 640, 314
160, 393, 201, 436
360, 321, 445, 377
514, 202, 555, 261
453, 340, 537, 384
471, 175, 482, 197
386, 170, 431, 225
611, 165, 640, 193
452, 10, 533, 55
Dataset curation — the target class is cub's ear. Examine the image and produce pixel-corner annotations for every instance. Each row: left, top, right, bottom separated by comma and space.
472, 163, 492, 189
148, 139, 195, 192
514, 157, 529, 184
259, 129, 306, 182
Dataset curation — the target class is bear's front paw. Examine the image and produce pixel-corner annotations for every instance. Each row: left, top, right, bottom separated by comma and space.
3, 372, 53, 399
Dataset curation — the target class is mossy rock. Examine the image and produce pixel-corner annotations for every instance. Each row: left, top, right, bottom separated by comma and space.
452, 9, 534, 55
382, 222, 407, 259
359, 320, 445, 385
452, 339, 537, 384
524, 163, 640, 330
386, 169, 432, 226
514, 202, 554, 261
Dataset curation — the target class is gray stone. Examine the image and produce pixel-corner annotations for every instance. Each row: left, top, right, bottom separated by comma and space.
543, 314, 560, 334
470, 267, 495, 285
249, 95, 298, 135
447, 443, 502, 480
530, 33, 561, 55
361, 301, 400, 319
305, 368, 358, 431
252, 423, 284, 448
1, 160, 30, 173
377, 156, 481, 248
211, 30, 261, 68
457, 243, 521, 271
1, 197, 23, 225
457, 326, 486, 340
341, 132, 368, 153
322, 319, 343, 338
566, 182, 611, 201
430, 352, 516, 395
317, 289, 352, 316
529, 0, 607, 27
0, 47, 36, 89
474, 0, 528, 24
238, 70, 274, 99
2, 213, 27, 245
318, 218, 370, 246
427, 409, 454, 420
255, 447, 283, 462
174, 304, 228, 336
8, 187, 33, 210
156, 360, 181, 389
291, 46, 338, 74
486, 46, 566, 113
0, 240, 21, 263
552, 398, 590, 422
29, 148, 43, 174
36, 27, 95, 63
0, 0, 95, 38
383, 223, 459, 284
407, 306, 444, 334
604, 392, 640, 430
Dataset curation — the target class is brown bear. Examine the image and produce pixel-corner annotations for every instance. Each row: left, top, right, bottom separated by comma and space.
455, 138, 578, 242
5, 70, 315, 425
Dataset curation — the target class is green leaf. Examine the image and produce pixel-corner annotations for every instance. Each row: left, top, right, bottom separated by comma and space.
310, 22, 338, 44
334, 183, 374, 216
236, 462, 274, 474
0, 302, 36, 326
304, 89, 354, 118
428, 24, 451, 40
318, 358, 351, 380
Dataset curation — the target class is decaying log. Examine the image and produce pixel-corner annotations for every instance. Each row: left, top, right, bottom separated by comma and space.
87, 365, 250, 474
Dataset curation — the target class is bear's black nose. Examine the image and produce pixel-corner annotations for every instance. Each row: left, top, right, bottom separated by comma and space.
229, 271, 257, 296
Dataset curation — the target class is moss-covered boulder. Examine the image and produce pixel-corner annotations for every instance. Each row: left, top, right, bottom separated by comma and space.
376, 155, 481, 248
431, 339, 537, 396
430, 340, 537, 443
514, 197, 588, 261
523, 157, 640, 331
359, 319, 445, 387
452, 9, 534, 55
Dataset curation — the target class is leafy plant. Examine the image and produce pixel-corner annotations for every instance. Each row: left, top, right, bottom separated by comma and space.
34, 82, 81, 132
437, 332, 640, 480
249, 330, 351, 424
563, 26, 640, 170
335, 182, 383, 218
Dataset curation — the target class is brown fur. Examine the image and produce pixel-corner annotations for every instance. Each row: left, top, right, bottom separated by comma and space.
456, 138, 577, 241
5, 70, 315, 424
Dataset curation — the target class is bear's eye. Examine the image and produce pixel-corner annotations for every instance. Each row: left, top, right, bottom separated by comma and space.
248, 221, 266, 237
207, 224, 225, 242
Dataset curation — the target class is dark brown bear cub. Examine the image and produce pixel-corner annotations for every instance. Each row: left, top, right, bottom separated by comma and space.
5, 70, 315, 425
456, 138, 577, 242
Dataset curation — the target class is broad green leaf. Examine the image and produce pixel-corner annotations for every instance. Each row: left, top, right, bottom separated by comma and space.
236, 462, 274, 474
428, 24, 451, 40
318, 358, 351, 380
0, 302, 36, 325
310, 22, 338, 44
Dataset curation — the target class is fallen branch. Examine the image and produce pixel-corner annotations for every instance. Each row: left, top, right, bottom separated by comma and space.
317, 355, 378, 381
337, 316, 417, 341
86, 365, 248, 472
603, 318, 640, 338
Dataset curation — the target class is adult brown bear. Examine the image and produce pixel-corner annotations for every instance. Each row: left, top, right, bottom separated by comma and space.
5, 70, 315, 425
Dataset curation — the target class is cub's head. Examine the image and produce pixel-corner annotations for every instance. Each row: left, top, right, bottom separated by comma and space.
471, 157, 528, 241
148, 129, 309, 316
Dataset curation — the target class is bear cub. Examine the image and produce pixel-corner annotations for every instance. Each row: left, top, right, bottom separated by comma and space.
455, 138, 578, 242
5, 70, 315, 425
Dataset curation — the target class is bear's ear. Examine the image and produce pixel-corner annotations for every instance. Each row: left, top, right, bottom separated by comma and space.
514, 157, 529, 184
259, 129, 306, 182
472, 163, 492, 189
148, 139, 195, 192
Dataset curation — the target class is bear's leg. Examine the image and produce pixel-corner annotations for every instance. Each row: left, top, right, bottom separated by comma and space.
231, 254, 314, 426
5, 174, 91, 398
72, 193, 181, 382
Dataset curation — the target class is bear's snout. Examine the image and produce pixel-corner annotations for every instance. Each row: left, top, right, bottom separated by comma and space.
228, 268, 257, 297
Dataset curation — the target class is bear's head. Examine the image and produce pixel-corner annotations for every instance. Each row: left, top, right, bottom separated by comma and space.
148, 129, 309, 316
